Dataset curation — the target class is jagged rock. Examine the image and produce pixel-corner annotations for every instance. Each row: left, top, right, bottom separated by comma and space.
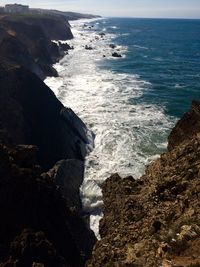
0, 14, 74, 79
168, 101, 200, 151
58, 41, 73, 52
85, 45, 93, 50
112, 52, 122, 58
87, 102, 200, 267
0, 144, 96, 267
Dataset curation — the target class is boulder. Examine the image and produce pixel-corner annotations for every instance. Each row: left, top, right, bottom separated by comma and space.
85, 45, 93, 50
112, 52, 122, 58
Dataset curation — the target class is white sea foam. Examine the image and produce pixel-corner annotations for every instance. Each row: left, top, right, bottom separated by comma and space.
45, 18, 174, 238
110, 26, 118, 29
175, 83, 186, 88
134, 45, 149, 50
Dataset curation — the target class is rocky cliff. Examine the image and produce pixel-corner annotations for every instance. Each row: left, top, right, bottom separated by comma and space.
87, 101, 200, 267
0, 14, 73, 79
0, 43, 96, 267
0, 48, 96, 267
0, 12, 97, 266
0, 63, 89, 170
0, 144, 96, 267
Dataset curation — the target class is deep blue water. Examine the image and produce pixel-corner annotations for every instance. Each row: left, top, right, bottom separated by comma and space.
94, 18, 200, 118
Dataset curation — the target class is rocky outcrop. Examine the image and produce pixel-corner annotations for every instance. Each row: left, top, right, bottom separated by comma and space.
87, 102, 200, 267
112, 52, 122, 58
0, 14, 73, 79
0, 144, 96, 267
168, 100, 200, 151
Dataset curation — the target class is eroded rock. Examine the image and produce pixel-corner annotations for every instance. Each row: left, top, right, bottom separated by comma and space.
87, 102, 200, 267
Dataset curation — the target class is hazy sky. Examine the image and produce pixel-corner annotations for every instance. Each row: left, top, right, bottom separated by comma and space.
1, 0, 200, 19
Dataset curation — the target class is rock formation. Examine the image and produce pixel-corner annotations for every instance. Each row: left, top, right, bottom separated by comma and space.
168, 101, 200, 151
0, 144, 96, 267
87, 102, 200, 267
112, 52, 122, 58
0, 63, 89, 170
0, 12, 98, 266
0, 14, 73, 79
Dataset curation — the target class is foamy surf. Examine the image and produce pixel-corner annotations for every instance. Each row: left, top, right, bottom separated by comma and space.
45, 18, 174, 239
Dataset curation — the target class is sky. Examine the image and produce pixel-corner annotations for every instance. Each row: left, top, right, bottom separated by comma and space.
1, 0, 200, 19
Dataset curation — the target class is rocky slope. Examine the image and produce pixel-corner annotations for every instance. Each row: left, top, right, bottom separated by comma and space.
87, 101, 200, 267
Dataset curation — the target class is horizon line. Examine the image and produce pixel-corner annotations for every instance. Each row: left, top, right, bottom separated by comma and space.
104, 16, 200, 20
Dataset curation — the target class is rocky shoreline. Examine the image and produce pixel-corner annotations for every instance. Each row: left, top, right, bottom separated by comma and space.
87, 101, 200, 267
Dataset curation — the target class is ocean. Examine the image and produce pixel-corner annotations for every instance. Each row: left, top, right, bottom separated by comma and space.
45, 17, 200, 237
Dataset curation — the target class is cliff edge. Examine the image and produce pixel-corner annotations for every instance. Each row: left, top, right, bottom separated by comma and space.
87, 102, 200, 267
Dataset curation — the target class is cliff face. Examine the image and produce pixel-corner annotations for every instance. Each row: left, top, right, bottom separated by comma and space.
0, 57, 96, 267
87, 102, 200, 267
0, 144, 96, 267
168, 101, 200, 151
0, 63, 89, 170
0, 14, 73, 79
0, 11, 98, 267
